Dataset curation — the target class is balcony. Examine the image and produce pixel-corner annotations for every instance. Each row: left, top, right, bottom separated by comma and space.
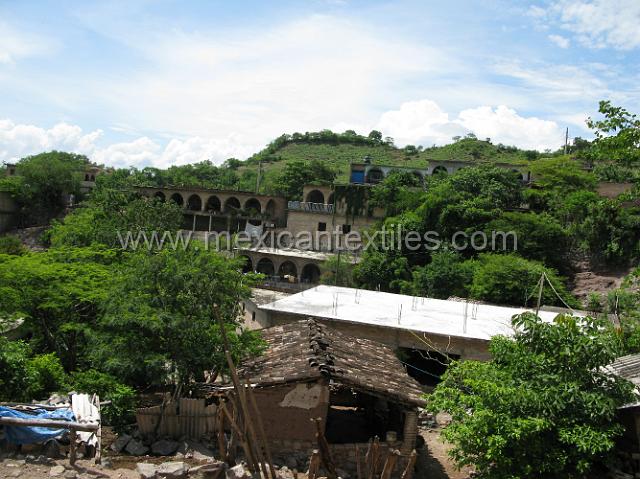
287, 201, 334, 214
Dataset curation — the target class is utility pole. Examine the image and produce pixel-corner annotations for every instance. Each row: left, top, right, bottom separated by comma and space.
563, 127, 569, 155
255, 161, 262, 193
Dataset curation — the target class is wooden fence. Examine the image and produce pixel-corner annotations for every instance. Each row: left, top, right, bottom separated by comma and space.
136, 398, 217, 439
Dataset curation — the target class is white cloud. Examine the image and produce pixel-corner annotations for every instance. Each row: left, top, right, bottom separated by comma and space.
0, 119, 257, 168
0, 22, 53, 64
548, 34, 570, 48
456, 106, 564, 151
536, 1, 640, 50
372, 100, 564, 151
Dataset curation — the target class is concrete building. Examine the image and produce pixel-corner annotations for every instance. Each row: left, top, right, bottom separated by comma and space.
256, 285, 565, 364
349, 159, 532, 185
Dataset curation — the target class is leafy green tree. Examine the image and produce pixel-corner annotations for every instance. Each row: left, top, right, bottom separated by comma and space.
0, 246, 114, 369
0, 337, 31, 401
47, 188, 183, 248
91, 247, 264, 387
320, 253, 356, 287
10, 151, 88, 222
587, 100, 640, 166
271, 160, 336, 200
468, 253, 577, 307
353, 250, 410, 293
485, 212, 570, 270
406, 249, 473, 299
370, 170, 424, 216
429, 313, 635, 479
0, 235, 26, 255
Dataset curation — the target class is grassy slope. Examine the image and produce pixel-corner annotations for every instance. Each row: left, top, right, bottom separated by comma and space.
239, 137, 532, 186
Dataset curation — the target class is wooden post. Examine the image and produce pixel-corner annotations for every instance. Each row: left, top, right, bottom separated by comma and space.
308, 449, 321, 479
217, 402, 227, 463
355, 444, 362, 479
313, 417, 337, 479
246, 382, 277, 478
380, 450, 400, 479
367, 437, 380, 479
69, 429, 77, 466
95, 395, 102, 465
400, 450, 417, 479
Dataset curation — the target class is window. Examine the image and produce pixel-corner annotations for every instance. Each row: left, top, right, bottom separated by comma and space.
342, 224, 351, 234
318, 222, 327, 231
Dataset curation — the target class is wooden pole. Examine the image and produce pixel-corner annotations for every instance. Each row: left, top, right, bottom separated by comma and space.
308, 449, 321, 479
217, 403, 227, 463
246, 382, 277, 478
380, 450, 400, 479
312, 417, 337, 479
355, 444, 362, 479
95, 394, 102, 465
69, 429, 77, 466
400, 450, 417, 479
0, 417, 98, 432
367, 436, 380, 479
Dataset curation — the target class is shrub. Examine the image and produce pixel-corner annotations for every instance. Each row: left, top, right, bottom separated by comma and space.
0, 235, 26, 255
0, 337, 30, 401
25, 353, 68, 400
70, 369, 136, 429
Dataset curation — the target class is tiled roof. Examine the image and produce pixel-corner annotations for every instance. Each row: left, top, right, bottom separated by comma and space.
238, 319, 426, 407
606, 353, 640, 386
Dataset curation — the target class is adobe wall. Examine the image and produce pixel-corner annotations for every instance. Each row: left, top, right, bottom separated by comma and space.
266, 311, 491, 361
253, 381, 330, 442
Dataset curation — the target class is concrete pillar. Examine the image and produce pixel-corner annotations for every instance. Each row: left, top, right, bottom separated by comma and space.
208, 215, 212, 232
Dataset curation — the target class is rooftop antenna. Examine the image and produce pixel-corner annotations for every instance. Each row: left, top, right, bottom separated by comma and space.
398, 303, 403, 324
412, 296, 418, 311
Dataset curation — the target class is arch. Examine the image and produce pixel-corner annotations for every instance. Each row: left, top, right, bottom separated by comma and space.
224, 196, 241, 213
170, 192, 184, 206
256, 258, 275, 277
512, 169, 525, 181
187, 194, 202, 211
278, 261, 298, 281
90, 175, 96, 181
244, 198, 262, 215
84, 174, 90, 181
206, 195, 221, 212
265, 199, 276, 217
301, 263, 321, 283
238, 255, 252, 273
366, 167, 384, 184
306, 189, 325, 204
432, 165, 448, 175
154, 191, 166, 202
327, 193, 335, 205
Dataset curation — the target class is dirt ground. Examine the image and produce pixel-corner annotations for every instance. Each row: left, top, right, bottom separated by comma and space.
417, 428, 471, 479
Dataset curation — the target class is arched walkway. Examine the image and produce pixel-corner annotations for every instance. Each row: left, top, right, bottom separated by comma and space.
327, 193, 335, 205
154, 191, 166, 202
224, 197, 241, 213
432, 166, 448, 175
366, 168, 384, 184
238, 255, 252, 273
187, 194, 202, 211
278, 261, 298, 281
244, 198, 262, 215
206, 195, 221, 212
265, 199, 276, 217
256, 258, 275, 277
301, 263, 321, 283
306, 189, 325, 204
170, 193, 184, 206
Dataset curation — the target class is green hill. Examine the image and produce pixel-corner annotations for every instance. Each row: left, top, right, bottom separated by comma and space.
238, 132, 538, 185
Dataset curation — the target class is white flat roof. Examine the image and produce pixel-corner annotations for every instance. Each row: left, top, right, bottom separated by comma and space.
237, 247, 332, 261
260, 285, 568, 342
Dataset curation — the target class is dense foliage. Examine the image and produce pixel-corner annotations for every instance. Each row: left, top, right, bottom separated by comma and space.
429, 313, 636, 478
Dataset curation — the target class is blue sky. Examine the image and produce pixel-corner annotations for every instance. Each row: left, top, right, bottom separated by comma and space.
0, 0, 638, 167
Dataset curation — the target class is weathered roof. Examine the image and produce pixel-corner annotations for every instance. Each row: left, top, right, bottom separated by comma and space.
606, 353, 640, 386
238, 319, 426, 407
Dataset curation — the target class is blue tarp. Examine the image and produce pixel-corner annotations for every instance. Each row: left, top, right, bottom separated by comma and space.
0, 406, 75, 444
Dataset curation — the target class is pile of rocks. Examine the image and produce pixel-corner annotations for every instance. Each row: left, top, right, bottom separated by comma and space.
110, 433, 216, 461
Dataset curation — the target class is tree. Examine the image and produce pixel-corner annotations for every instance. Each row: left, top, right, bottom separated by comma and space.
468, 253, 577, 308
271, 160, 336, 200
428, 313, 635, 478
369, 170, 424, 216
587, 100, 640, 166
8, 151, 88, 223
407, 249, 473, 299
353, 250, 410, 293
90, 247, 264, 387
46, 188, 183, 248
320, 253, 356, 287
368, 130, 383, 143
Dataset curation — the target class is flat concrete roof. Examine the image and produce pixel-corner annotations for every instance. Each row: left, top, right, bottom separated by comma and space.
260, 285, 568, 342
248, 288, 292, 306
237, 247, 333, 262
